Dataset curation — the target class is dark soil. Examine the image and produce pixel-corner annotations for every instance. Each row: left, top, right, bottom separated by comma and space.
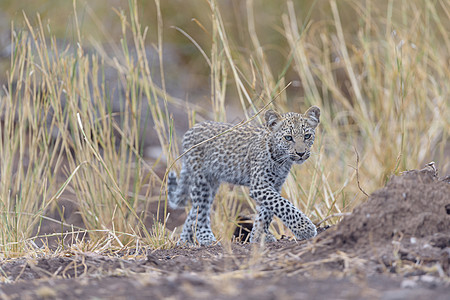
329, 166, 450, 249
0, 166, 449, 299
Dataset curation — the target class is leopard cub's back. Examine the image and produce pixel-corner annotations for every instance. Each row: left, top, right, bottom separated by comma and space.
182, 121, 264, 185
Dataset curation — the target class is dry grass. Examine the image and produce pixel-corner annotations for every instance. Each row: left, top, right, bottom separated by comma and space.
0, 24, 67, 256
0, 0, 448, 255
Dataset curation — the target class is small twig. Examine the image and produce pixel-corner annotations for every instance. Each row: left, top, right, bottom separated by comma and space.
316, 212, 351, 227
353, 146, 369, 197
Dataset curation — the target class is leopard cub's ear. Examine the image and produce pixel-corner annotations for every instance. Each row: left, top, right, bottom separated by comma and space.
305, 106, 320, 129
265, 110, 282, 131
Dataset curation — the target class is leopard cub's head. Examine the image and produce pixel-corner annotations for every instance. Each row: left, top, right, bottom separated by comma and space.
265, 106, 320, 164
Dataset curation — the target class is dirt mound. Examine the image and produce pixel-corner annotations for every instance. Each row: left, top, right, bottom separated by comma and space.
329, 166, 450, 248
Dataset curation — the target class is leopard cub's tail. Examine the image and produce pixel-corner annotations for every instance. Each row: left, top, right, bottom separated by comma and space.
167, 169, 190, 209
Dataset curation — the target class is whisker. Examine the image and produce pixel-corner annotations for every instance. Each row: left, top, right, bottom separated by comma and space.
273, 155, 290, 166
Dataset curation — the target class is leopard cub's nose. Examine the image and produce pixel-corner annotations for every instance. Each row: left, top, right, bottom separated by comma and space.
296, 151, 306, 157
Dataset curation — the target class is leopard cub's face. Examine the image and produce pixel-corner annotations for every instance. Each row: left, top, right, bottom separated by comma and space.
265, 106, 320, 164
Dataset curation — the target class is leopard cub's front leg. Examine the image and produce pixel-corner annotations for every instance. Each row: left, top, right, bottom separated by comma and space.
250, 187, 316, 242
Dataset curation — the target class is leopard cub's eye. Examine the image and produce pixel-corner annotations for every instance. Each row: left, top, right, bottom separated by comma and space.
304, 133, 312, 140
284, 135, 293, 142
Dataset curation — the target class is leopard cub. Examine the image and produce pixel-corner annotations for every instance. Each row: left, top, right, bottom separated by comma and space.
168, 106, 320, 246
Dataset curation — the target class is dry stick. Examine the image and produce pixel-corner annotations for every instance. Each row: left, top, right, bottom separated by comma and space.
14, 262, 29, 282
353, 146, 369, 197
172, 26, 211, 67
315, 212, 351, 227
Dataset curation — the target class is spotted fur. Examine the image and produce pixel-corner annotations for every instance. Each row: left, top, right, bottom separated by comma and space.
168, 106, 320, 246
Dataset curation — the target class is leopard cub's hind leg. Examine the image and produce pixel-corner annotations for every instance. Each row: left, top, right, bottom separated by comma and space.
178, 206, 196, 245
179, 176, 219, 246
250, 205, 277, 243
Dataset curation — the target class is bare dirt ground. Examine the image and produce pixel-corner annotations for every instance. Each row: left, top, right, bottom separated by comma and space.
0, 166, 449, 300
